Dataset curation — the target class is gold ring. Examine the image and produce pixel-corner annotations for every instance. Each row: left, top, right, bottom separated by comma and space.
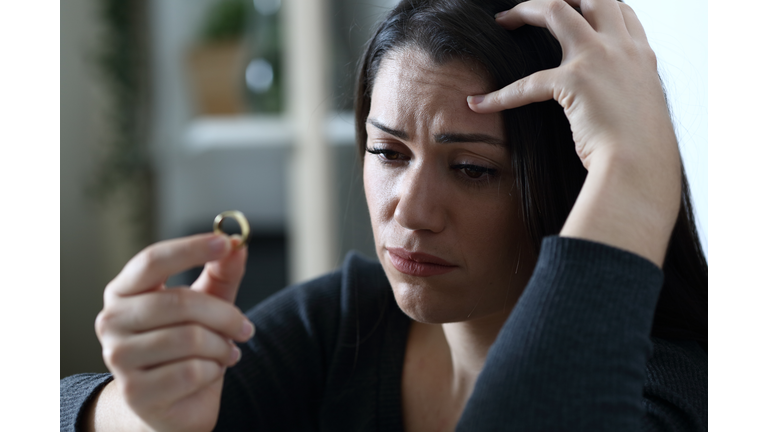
213, 210, 250, 249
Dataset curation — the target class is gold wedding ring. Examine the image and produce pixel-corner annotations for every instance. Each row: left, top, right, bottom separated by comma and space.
213, 210, 250, 249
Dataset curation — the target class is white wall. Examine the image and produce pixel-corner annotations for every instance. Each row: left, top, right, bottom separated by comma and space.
625, 0, 708, 257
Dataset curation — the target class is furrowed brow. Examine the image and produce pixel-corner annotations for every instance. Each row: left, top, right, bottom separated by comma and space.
367, 119, 504, 147
433, 132, 505, 147
366, 119, 409, 140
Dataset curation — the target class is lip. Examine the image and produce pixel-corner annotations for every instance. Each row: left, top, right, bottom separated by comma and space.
386, 247, 458, 277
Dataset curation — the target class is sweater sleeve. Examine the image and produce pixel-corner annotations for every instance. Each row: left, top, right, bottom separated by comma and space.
642, 338, 707, 431
457, 236, 691, 432
60, 373, 113, 432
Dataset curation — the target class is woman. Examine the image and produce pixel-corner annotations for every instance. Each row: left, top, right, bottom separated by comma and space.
60, 0, 707, 431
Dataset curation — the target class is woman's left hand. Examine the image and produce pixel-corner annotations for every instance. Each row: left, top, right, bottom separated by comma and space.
469, 0, 681, 266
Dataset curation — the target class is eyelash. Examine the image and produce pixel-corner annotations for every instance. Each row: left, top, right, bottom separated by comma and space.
365, 147, 499, 186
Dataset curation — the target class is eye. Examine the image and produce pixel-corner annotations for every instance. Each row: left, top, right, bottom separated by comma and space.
454, 164, 496, 180
461, 166, 485, 179
366, 147, 404, 161
382, 150, 400, 160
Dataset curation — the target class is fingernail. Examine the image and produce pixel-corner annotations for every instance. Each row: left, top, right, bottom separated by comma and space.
240, 320, 255, 339
208, 235, 229, 254
229, 346, 242, 364
467, 94, 485, 105
495, 10, 508, 19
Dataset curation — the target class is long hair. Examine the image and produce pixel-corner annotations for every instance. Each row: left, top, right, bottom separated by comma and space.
354, 0, 707, 348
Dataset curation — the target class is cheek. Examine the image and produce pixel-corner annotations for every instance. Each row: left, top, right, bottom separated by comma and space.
362, 158, 378, 220
459, 192, 524, 261
363, 158, 393, 239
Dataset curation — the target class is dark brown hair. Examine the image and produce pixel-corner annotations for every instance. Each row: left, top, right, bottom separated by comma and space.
354, 0, 707, 347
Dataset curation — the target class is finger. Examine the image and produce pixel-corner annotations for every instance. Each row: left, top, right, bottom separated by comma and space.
104, 324, 240, 370
97, 288, 255, 342
564, 0, 626, 34
468, 68, 559, 113
617, 2, 649, 44
107, 233, 232, 297
190, 235, 248, 303
495, 0, 594, 51
120, 358, 224, 411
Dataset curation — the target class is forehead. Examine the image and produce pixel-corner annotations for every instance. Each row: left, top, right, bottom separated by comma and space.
369, 48, 500, 136
374, 48, 491, 97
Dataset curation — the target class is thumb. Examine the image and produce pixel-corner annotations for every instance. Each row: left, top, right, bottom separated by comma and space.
190, 235, 248, 304
467, 68, 558, 113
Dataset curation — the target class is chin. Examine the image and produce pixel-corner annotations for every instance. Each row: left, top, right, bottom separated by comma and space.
390, 280, 483, 324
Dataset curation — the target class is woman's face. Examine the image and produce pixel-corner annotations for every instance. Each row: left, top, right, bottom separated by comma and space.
364, 48, 532, 324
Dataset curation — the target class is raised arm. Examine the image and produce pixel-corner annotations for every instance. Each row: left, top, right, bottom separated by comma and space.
461, 0, 702, 430
469, 0, 680, 266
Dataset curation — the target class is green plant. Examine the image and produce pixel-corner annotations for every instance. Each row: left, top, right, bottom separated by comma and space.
201, 0, 249, 42
88, 0, 154, 243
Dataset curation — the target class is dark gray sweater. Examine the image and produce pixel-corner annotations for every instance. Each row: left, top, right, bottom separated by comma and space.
60, 237, 707, 431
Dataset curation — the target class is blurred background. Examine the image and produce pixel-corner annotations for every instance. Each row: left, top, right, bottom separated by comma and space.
61, 0, 707, 378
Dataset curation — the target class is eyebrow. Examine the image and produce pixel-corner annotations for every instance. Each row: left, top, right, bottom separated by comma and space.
367, 119, 409, 140
367, 118, 504, 148
434, 132, 505, 147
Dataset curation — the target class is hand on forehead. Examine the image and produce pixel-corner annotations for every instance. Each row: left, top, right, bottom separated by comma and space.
369, 48, 502, 141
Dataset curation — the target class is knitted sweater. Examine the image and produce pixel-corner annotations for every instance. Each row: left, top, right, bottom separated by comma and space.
60, 236, 707, 431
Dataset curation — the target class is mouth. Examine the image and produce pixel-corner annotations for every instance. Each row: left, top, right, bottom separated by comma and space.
386, 247, 458, 277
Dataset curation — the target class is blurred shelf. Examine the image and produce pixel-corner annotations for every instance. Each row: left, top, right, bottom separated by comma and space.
183, 111, 356, 154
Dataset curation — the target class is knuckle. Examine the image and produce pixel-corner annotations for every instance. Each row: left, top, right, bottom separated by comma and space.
642, 45, 658, 65
103, 343, 126, 367
120, 375, 141, 402
545, 0, 567, 19
588, 42, 611, 62
94, 311, 107, 336
104, 278, 118, 295
512, 81, 527, 100
181, 325, 206, 352
225, 306, 244, 331
221, 342, 235, 363
624, 41, 656, 67
128, 248, 151, 274
180, 360, 206, 386
138, 246, 159, 270
101, 346, 115, 367
492, 89, 510, 107
488, 91, 504, 107
163, 288, 190, 312
564, 61, 588, 85
618, 2, 635, 15
233, 314, 247, 337
94, 310, 115, 338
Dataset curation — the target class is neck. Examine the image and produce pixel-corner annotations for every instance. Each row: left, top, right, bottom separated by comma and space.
400, 295, 524, 432
440, 310, 510, 394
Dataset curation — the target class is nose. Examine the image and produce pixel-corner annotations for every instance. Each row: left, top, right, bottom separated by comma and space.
393, 162, 447, 233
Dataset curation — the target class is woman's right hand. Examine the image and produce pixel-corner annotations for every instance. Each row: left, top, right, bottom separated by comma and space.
93, 233, 253, 432
469, 0, 681, 266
